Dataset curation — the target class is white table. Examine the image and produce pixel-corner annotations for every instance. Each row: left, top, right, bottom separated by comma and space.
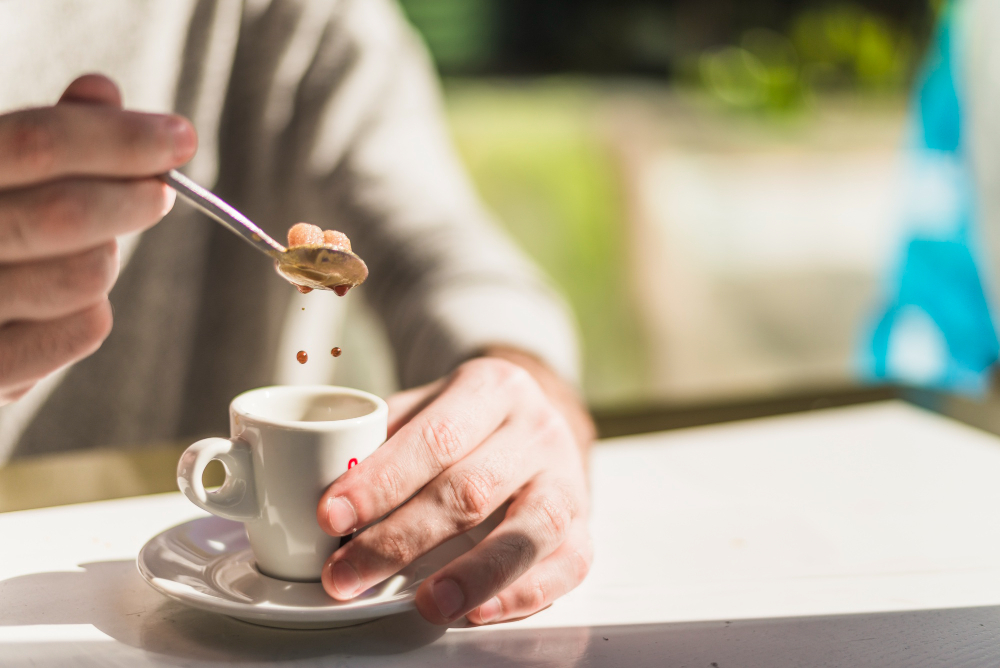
3, 401, 1000, 666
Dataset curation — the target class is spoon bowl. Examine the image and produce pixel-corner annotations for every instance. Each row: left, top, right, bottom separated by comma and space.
274, 246, 369, 292
161, 170, 368, 293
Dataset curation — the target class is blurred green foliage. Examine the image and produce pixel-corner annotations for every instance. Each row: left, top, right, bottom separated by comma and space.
697, 4, 920, 111
398, 1, 931, 82
445, 83, 647, 403
400, 1, 929, 111
398, 0, 497, 71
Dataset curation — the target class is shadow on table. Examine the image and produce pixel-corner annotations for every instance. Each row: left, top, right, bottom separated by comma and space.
0, 559, 592, 666
0, 559, 449, 662
5, 560, 999, 667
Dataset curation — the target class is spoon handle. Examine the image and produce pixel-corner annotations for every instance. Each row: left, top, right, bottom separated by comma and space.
160, 169, 286, 255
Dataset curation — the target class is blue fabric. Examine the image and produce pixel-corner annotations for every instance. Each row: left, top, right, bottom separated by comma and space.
868, 4, 1000, 393
919, 18, 961, 153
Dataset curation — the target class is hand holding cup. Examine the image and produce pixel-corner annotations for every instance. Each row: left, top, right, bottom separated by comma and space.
317, 354, 595, 626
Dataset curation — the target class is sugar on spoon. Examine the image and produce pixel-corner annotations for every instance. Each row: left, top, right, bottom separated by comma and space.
160, 169, 368, 294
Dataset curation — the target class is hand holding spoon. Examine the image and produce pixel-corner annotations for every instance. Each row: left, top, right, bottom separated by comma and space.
160, 169, 368, 293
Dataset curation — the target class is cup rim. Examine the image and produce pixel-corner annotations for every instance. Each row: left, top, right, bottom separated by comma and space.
230, 385, 388, 432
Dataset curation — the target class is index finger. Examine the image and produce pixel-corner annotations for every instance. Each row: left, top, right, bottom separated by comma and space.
0, 104, 196, 189
317, 359, 533, 537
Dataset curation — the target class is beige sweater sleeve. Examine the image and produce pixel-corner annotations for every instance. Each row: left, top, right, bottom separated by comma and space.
249, 0, 582, 388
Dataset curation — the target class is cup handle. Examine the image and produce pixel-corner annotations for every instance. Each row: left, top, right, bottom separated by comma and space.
177, 437, 259, 521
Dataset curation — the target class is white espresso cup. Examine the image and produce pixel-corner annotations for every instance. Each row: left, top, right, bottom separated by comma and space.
177, 385, 388, 581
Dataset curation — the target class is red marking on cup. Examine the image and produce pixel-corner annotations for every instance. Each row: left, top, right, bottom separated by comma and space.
348, 458, 358, 470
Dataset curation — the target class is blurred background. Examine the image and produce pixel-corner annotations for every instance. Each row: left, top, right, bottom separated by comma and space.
393, 0, 937, 411
0, 0, 964, 510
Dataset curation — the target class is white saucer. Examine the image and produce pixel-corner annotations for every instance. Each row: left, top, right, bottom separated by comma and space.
138, 516, 474, 629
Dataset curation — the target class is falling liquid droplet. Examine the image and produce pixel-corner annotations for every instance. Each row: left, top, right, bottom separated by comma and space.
331, 347, 342, 358
296, 351, 308, 364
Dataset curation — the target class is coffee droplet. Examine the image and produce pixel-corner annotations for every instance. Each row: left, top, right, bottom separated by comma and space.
296, 350, 308, 364
333, 285, 350, 297
331, 347, 342, 358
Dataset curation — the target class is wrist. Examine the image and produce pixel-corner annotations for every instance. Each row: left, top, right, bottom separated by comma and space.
479, 347, 596, 452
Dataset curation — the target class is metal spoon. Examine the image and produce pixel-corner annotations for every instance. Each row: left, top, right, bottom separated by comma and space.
160, 169, 368, 292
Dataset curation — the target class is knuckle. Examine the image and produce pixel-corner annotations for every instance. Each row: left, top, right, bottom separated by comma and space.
65, 243, 118, 301
571, 543, 593, 583
422, 416, 465, 466
6, 111, 58, 177
118, 114, 157, 162
445, 469, 495, 527
0, 301, 111, 387
139, 179, 172, 220
0, 203, 32, 256
123, 114, 178, 168
530, 493, 573, 542
486, 357, 532, 389
374, 525, 416, 567
517, 577, 548, 612
129, 178, 165, 215
39, 181, 91, 238
498, 361, 533, 390
534, 410, 570, 444
455, 356, 495, 378
459, 356, 530, 392
371, 461, 405, 510
74, 300, 113, 351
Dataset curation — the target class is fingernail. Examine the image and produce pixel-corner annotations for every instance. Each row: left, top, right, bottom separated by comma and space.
167, 116, 196, 160
330, 560, 361, 598
431, 579, 464, 619
477, 597, 502, 624
326, 496, 356, 535
161, 184, 177, 216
